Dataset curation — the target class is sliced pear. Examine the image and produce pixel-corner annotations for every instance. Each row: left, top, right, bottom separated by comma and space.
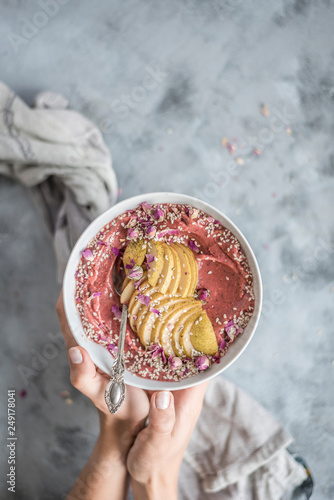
171, 303, 203, 356
146, 241, 165, 287
188, 311, 218, 356
179, 311, 202, 357
136, 295, 177, 347
123, 239, 147, 274
135, 291, 163, 341
159, 299, 199, 357
120, 280, 135, 304
121, 276, 130, 291
150, 296, 187, 344
171, 243, 192, 297
182, 244, 199, 295
168, 246, 181, 294
159, 244, 175, 294
128, 280, 151, 331
128, 285, 160, 332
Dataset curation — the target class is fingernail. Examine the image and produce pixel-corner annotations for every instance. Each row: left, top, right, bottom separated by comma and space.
155, 391, 171, 410
69, 347, 82, 364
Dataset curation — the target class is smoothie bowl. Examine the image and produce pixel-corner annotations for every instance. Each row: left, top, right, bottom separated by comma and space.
63, 193, 262, 390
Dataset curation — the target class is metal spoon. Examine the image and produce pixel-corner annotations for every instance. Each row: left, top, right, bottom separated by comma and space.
104, 260, 127, 414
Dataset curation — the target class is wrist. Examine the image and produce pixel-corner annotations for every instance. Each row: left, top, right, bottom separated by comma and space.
131, 475, 178, 500
98, 412, 140, 462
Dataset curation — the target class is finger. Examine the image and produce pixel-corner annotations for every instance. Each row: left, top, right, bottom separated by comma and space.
147, 391, 175, 436
172, 381, 209, 438
68, 346, 109, 410
56, 289, 77, 349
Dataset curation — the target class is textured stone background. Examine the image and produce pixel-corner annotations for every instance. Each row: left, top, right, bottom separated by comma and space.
0, 1, 334, 499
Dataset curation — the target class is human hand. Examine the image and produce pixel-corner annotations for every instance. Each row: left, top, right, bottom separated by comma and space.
56, 290, 150, 454
127, 383, 209, 500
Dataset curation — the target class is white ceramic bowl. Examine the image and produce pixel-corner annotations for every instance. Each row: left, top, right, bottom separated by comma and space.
63, 192, 262, 390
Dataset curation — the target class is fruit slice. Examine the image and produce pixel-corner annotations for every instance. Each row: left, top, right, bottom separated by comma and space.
128, 280, 151, 331
170, 243, 192, 297
136, 295, 178, 347
121, 276, 130, 291
159, 299, 200, 357
135, 292, 163, 340
147, 241, 165, 287
123, 239, 147, 274
150, 296, 187, 344
120, 280, 135, 304
171, 303, 203, 356
179, 311, 202, 357
188, 311, 218, 355
159, 244, 175, 294
168, 246, 181, 294
182, 244, 198, 295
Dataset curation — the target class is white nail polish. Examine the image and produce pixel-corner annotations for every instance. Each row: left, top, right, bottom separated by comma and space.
156, 391, 170, 410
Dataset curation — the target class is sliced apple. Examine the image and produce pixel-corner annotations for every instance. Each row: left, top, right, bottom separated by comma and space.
158, 244, 175, 294
182, 244, 198, 295
179, 311, 202, 357
123, 239, 147, 274
170, 243, 192, 297
188, 311, 218, 356
146, 241, 165, 287
159, 299, 199, 357
171, 303, 203, 356
167, 246, 181, 294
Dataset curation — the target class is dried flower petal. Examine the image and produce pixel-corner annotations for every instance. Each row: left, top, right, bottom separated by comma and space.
97, 240, 106, 246
153, 205, 164, 222
107, 343, 117, 354
125, 258, 136, 270
150, 308, 160, 315
128, 265, 144, 281
81, 249, 94, 261
169, 356, 182, 369
220, 338, 226, 350
194, 355, 210, 371
146, 225, 156, 238
146, 254, 155, 263
197, 288, 209, 301
128, 228, 139, 240
141, 201, 153, 211
138, 294, 150, 307
189, 240, 199, 253
92, 292, 102, 298
111, 305, 122, 320
112, 247, 123, 258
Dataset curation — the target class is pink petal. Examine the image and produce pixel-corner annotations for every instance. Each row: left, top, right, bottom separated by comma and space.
111, 305, 122, 320
81, 249, 94, 261
150, 308, 160, 315
146, 225, 156, 238
112, 247, 123, 258
197, 288, 209, 301
97, 240, 106, 246
188, 240, 199, 253
141, 201, 153, 211
92, 292, 102, 298
138, 294, 150, 307
194, 355, 210, 371
146, 254, 155, 263
128, 228, 139, 239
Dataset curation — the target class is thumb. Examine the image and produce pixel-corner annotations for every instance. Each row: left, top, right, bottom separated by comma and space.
68, 346, 105, 403
146, 391, 175, 442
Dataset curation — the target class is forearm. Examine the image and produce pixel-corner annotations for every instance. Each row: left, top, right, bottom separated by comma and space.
66, 416, 132, 500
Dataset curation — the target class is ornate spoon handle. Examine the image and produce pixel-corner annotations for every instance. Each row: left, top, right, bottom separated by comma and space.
104, 304, 127, 414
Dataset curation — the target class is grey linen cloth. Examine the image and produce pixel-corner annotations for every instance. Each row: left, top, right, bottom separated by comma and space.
0, 82, 307, 499
0, 81, 118, 280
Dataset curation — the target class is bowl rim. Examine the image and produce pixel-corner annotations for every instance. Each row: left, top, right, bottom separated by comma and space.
63, 192, 262, 390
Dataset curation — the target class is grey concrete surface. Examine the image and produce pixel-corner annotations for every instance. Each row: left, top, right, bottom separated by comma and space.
1, 1, 334, 498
